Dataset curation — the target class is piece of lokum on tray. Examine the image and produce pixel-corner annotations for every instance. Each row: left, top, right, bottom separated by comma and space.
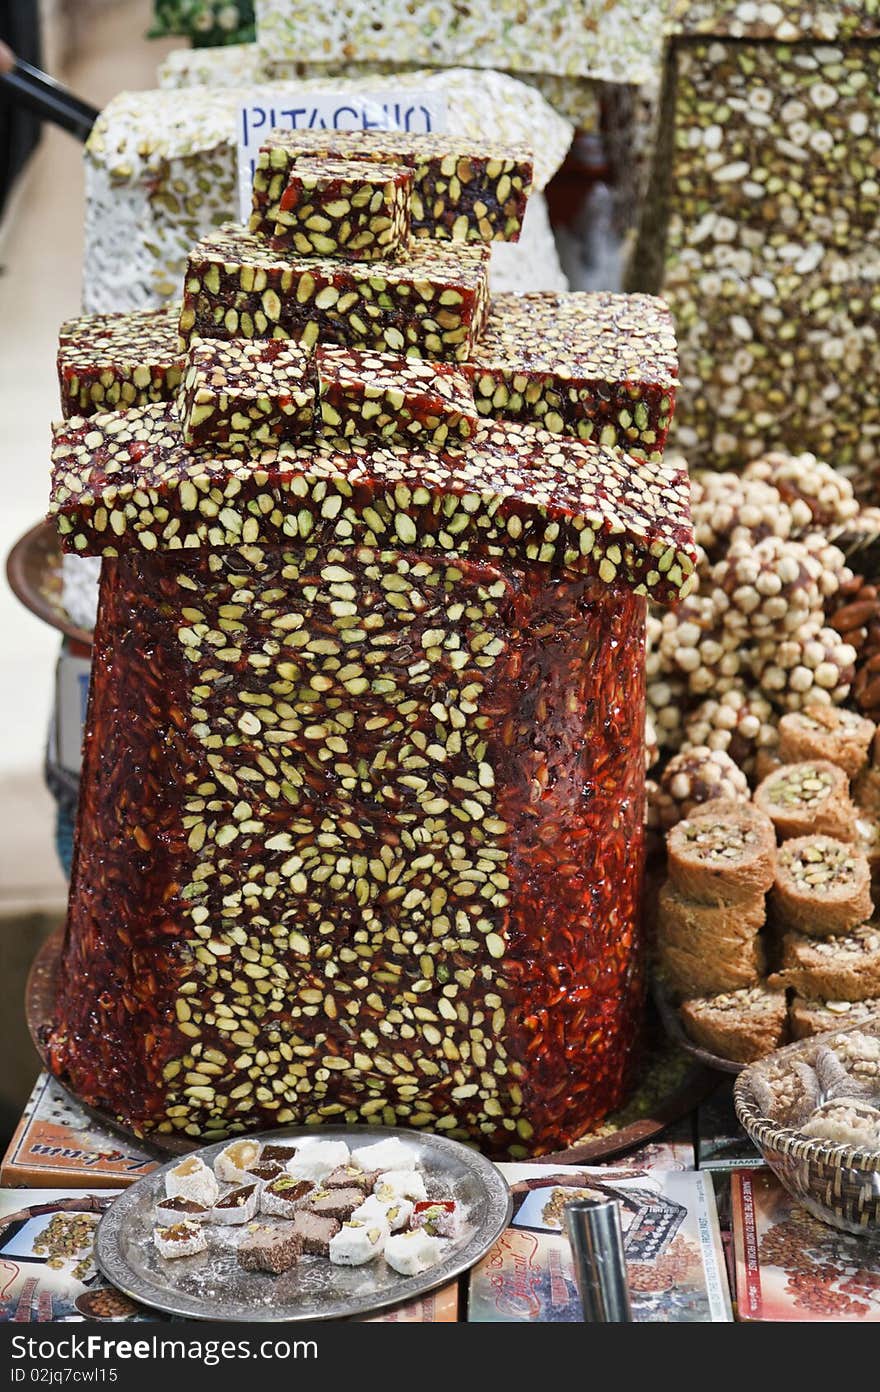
49, 406, 696, 606
270, 159, 413, 260
250, 129, 533, 245
178, 224, 490, 362
57, 305, 184, 418
317, 347, 479, 446
466, 291, 678, 461
177, 338, 316, 451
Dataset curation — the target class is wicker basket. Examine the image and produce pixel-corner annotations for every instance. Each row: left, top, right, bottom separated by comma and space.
734, 1017, 880, 1236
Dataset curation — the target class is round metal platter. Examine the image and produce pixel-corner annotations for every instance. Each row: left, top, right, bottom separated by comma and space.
96, 1126, 512, 1321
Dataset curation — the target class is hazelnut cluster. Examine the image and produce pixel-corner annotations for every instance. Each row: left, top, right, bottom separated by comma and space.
647, 449, 867, 816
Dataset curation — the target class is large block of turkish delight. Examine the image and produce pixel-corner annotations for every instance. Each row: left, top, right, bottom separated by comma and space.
48, 535, 653, 1153
57, 306, 184, 418
466, 291, 678, 461
179, 224, 491, 362
49, 406, 696, 604
665, 245, 880, 475
251, 130, 533, 245
270, 160, 413, 260
177, 339, 316, 451
629, 9, 880, 471
317, 348, 479, 446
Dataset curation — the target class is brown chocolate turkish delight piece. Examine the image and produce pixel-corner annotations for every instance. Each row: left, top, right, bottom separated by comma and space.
237, 1223, 303, 1274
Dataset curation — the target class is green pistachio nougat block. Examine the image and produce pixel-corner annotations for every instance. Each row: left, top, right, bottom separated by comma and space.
271, 159, 413, 260
317, 347, 479, 446
177, 338, 316, 451
179, 224, 490, 363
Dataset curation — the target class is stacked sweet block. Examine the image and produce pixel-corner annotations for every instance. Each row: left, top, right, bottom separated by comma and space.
81, 74, 574, 316
629, 1, 880, 477
47, 127, 696, 1158
659, 705, 880, 1062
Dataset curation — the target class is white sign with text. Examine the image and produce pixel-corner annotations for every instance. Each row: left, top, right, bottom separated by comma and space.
236, 91, 448, 219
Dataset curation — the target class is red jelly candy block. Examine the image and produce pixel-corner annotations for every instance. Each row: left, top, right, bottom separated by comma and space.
177, 338, 315, 451
178, 224, 490, 363
250, 129, 533, 244
271, 159, 412, 261
466, 291, 679, 462
57, 304, 184, 418
49, 405, 697, 605
317, 347, 479, 446
48, 541, 646, 1154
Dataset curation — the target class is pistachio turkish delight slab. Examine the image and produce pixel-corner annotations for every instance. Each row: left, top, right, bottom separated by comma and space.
270, 159, 413, 260
49, 405, 696, 604
179, 223, 491, 362
251, 129, 533, 245
177, 338, 315, 451
57, 305, 184, 418
466, 291, 678, 461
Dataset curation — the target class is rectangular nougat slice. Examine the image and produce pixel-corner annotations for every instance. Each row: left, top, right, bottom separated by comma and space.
317, 347, 478, 446
57, 305, 184, 418
250, 128, 532, 244
179, 224, 490, 363
177, 338, 315, 451
466, 291, 678, 461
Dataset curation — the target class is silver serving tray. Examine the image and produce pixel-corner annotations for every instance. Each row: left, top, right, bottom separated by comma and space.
96, 1125, 512, 1321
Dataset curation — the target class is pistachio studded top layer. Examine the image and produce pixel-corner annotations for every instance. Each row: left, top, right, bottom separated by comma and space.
49, 405, 696, 604
471, 292, 678, 383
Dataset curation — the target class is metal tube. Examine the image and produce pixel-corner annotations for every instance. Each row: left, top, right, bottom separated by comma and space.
0, 53, 99, 143
563, 1196, 634, 1323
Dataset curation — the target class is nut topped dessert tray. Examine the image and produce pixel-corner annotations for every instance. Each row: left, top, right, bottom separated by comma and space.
41, 121, 696, 1175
